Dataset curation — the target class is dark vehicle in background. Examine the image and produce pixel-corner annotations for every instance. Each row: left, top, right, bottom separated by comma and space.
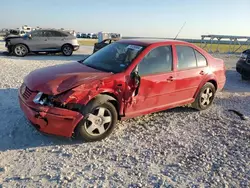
92, 34, 98, 39
93, 38, 118, 53
87, 33, 92, 38
81, 33, 87, 38
77, 33, 87, 38
236, 49, 250, 80
5, 29, 79, 57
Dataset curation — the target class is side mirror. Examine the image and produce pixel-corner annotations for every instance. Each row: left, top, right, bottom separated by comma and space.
28, 34, 32, 39
130, 71, 139, 79
130, 70, 140, 96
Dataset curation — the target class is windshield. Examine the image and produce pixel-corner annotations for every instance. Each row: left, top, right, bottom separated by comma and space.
81, 42, 144, 73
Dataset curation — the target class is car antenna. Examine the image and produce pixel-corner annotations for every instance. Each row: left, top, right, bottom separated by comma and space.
174, 21, 186, 40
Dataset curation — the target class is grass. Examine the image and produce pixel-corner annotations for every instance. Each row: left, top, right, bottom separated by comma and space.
78, 39, 249, 53
78, 39, 97, 46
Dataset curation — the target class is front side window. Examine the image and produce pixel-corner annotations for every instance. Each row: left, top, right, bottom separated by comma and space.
30, 30, 44, 37
176, 46, 197, 70
138, 46, 173, 76
81, 42, 144, 73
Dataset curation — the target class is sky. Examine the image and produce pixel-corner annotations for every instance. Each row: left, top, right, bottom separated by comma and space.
0, 0, 249, 39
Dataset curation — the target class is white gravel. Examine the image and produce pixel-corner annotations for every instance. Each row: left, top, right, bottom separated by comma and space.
0, 42, 249, 187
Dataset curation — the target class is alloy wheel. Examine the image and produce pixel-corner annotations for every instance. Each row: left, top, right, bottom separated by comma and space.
84, 107, 112, 136
15, 45, 27, 56
63, 46, 72, 55
200, 88, 213, 106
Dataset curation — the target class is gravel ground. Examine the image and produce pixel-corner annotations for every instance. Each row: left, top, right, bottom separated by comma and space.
0, 42, 249, 188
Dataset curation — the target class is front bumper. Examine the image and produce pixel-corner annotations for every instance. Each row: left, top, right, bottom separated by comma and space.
5, 43, 13, 53
18, 89, 84, 138
236, 60, 250, 78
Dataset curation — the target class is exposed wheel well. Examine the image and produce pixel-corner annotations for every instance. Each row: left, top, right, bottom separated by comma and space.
207, 80, 217, 91
101, 93, 120, 120
90, 93, 120, 120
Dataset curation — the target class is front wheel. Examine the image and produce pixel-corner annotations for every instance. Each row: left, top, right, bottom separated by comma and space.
62, 44, 73, 56
192, 82, 216, 111
76, 101, 118, 142
13, 44, 28, 57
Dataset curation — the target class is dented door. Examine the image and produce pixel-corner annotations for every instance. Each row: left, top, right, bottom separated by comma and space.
124, 45, 177, 117
124, 72, 176, 117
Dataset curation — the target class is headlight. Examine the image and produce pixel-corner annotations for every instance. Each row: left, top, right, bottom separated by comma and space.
33, 92, 44, 104
33, 92, 63, 107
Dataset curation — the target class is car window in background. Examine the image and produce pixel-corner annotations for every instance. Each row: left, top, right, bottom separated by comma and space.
82, 42, 144, 73
138, 46, 173, 76
195, 50, 207, 67
176, 46, 197, 70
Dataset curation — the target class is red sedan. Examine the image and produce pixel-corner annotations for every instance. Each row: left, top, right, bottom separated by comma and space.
18, 39, 226, 141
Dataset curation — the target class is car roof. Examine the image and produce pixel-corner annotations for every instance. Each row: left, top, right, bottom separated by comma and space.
117, 38, 190, 46
33, 29, 70, 35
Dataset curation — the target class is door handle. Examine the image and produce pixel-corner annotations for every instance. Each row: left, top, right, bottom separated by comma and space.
199, 70, 205, 75
167, 76, 174, 82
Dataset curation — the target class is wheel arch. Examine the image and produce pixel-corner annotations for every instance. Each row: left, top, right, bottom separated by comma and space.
61, 43, 73, 49
87, 92, 121, 120
194, 77, 218, 99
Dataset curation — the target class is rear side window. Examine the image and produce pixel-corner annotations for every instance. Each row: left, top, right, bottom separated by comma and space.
195, 50, 207, 67
176, 46, 196, 70
138, 45, 173, 76
49, 31, 68, 37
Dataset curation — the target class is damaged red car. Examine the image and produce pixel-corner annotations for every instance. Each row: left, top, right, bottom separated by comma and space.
18, 39, 226, 141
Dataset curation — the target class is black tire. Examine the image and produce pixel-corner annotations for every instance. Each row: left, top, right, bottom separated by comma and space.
13, 44, 28, 57
242, 75, 250, 80
76, 101, 118, 142
192, 82, 216, 111
62, 44, 73, 56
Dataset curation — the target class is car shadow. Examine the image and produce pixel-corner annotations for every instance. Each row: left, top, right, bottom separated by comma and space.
0, 88, 83, 152
223, 69, 250, 92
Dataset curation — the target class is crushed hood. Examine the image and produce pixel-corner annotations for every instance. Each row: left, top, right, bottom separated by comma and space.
24, 62, 112, 95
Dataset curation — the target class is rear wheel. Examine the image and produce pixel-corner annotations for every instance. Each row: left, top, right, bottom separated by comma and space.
192, 82, 216, 111
76, 101, 118, 142
13, 44, 28, 57
62, 44, 73, 56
